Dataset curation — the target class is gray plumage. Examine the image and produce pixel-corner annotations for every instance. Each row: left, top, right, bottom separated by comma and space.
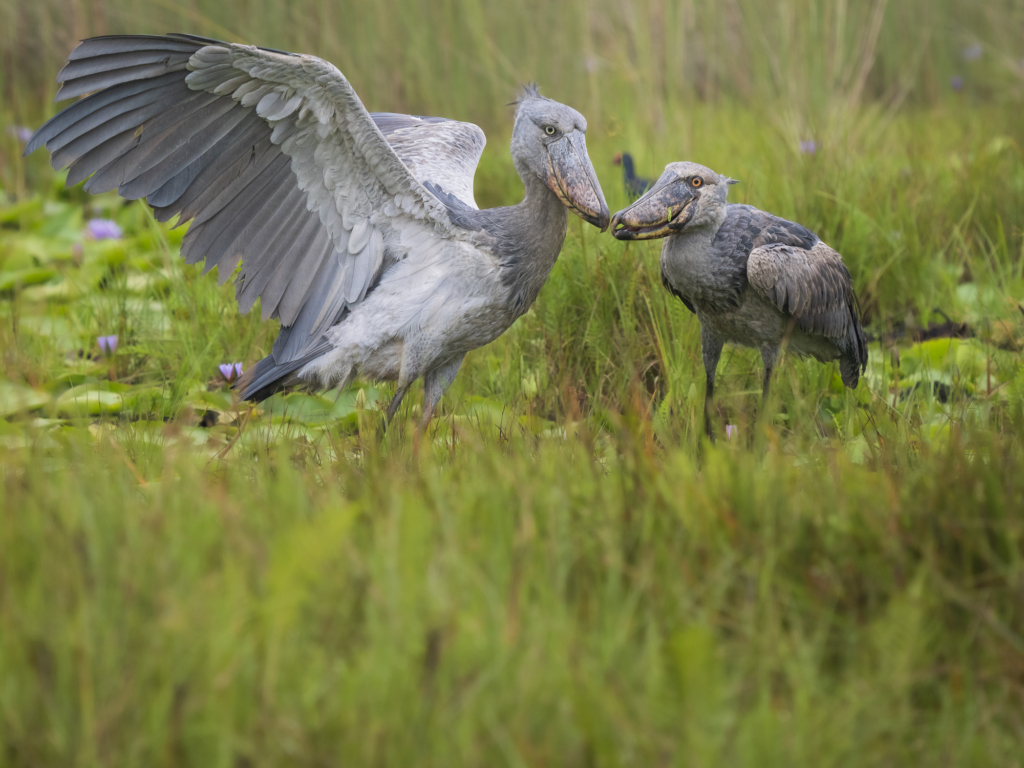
28, 34, 609, 423
611, 161, 867, 437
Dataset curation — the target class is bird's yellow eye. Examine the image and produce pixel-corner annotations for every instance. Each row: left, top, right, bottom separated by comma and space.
692, 177, 703, 188
544, 125, 556, 135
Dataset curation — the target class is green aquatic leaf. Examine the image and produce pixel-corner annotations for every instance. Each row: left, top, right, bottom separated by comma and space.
46, 374, 94, 394
20, 279, 90, 303
56, 386, 124, 415
82, 239, 128, 269
124, 271, 172, 295
1, 234, 58, 268
188, 390, 239, 412
122, 387, 169, 416
328, 386, 380, 419
956, 282, 1015, 323
901, 338, 962, 372
0, 382, 51, 416
0, 267, 58, 293
0, 196, 43, 225
262, 393, 337, 425
37, 202, 83, 239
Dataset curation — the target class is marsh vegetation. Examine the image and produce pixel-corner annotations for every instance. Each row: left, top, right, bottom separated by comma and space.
1, 0, 1024, 764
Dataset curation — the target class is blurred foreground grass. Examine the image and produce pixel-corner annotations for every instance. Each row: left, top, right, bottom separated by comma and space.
2, 0, 1024, 765
3, 425, 1024, 765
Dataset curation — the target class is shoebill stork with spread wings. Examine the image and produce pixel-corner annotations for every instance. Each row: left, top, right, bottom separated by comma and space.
27, 34, 610, 423
611, 162, 867, 438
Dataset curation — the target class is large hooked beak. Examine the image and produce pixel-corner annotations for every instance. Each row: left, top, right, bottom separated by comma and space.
546, 132, 610, 232
610, 171, 697, 240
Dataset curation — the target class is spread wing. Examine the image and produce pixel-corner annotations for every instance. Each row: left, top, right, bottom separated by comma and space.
747, 240, 861, 339
27, 33, 470, 364
372, 113, 485, 209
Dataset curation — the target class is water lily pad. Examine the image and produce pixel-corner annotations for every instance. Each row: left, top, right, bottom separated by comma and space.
0, 382, 51, 416
189, 390, 240, 413
21, 279, 90, 303
56, 387, 124, 415
0, 196, 43, 225
123, 387, 169, 416
125, 271, 172, 295
0, 267, 59, 293
262, 393, 337, 425
328, 386, 380, 419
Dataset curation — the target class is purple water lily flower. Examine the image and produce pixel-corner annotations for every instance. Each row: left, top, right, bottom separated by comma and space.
97, 335, 118, 355
961, 44, 982, 61
219, 362, 244, 382
6, 126, 33, 144
950, 75, 964, 91
86, 218, 122, 240
799, 139, 816, 155
725, 425, 737, 441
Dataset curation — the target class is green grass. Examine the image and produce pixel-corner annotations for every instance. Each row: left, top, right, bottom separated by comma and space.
2, 0, 1024, 765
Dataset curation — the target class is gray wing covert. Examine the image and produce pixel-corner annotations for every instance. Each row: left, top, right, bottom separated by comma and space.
713, 204, 819, 261
747, 238, 869, 385
27, 33, 455, 365
702, 204, 820, 310
747, 241, 858, 339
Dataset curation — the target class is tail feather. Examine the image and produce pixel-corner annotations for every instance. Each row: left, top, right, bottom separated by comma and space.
235, 342, 330, 402
839, 301, 869, 388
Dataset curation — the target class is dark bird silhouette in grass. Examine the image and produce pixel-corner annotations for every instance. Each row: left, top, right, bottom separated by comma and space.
613, 152, 654, 200
26, 34, 609, 425
612, 161, 868, 438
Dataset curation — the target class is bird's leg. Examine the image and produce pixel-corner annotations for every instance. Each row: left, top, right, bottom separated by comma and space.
759, 344, 778, 416
384, 384, 411, 424
382, 343, 428, 429
701, 327, 724, 441
421, 356, 464, 426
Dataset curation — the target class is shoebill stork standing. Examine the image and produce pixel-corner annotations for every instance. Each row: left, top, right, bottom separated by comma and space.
27, 34, 610, 423
611, 162, 867, 438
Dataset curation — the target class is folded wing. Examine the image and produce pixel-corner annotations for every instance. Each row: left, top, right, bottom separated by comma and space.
747, 241, 859, 339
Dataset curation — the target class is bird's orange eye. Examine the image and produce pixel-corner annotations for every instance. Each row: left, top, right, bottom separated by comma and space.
691, 177, 703, 188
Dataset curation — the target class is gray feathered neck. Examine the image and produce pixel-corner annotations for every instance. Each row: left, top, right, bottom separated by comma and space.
442, 85, 571, 316
457, 174, 568, 316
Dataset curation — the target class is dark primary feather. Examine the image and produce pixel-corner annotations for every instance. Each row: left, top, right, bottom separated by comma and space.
56, 58, 193, 100
32, 74, 186, 156
64, 35, 204, 59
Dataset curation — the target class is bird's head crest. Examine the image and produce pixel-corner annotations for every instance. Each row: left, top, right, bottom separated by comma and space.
509, 82, 545, 113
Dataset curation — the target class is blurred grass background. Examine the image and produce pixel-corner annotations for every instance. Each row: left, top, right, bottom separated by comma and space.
2, 0, 1024, 765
